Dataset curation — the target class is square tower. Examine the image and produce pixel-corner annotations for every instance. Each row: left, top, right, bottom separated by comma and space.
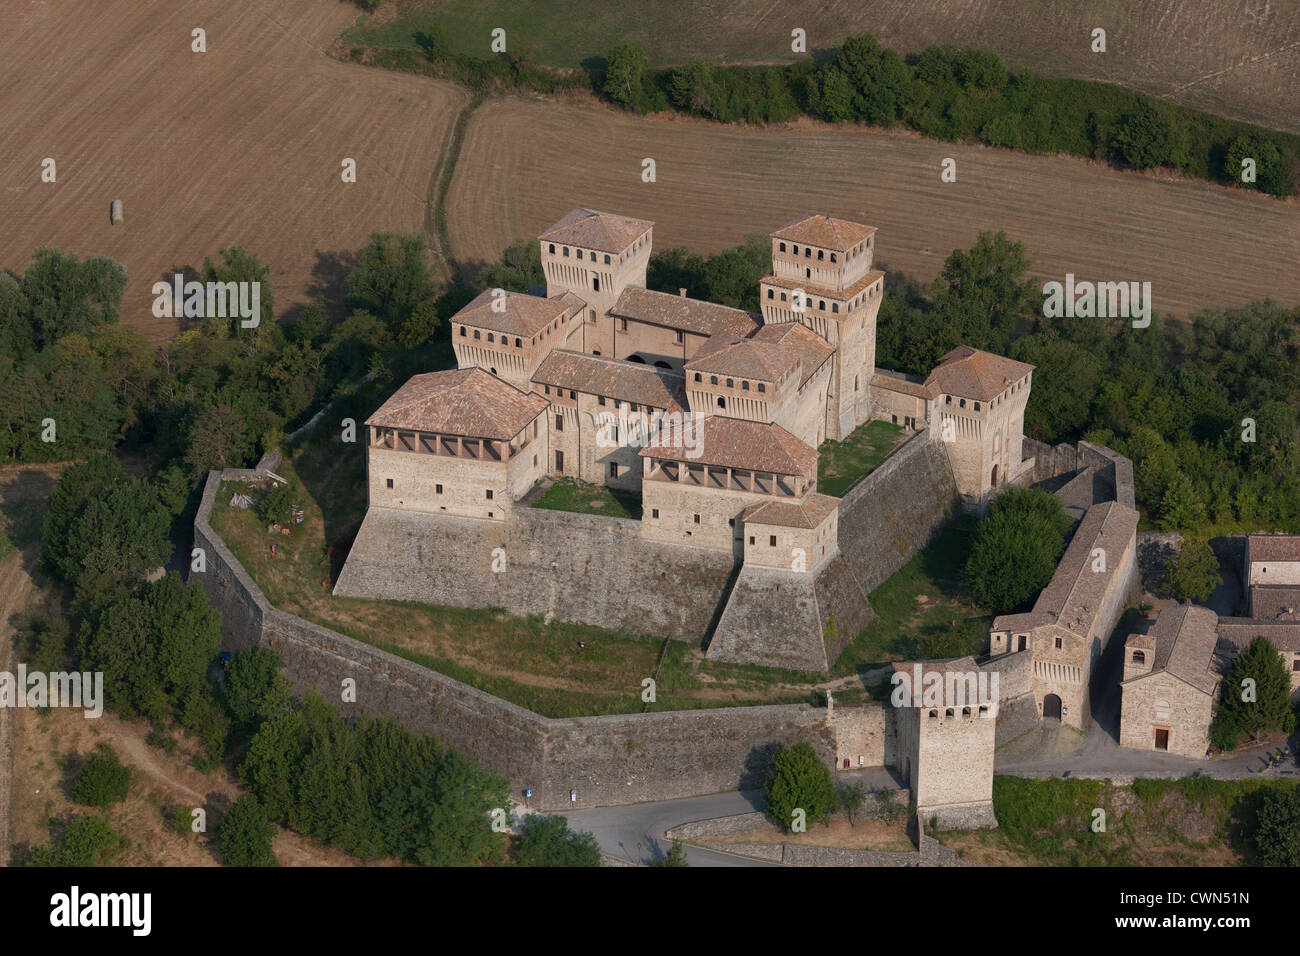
539, 208, 654, 357
758, 214, 883, 440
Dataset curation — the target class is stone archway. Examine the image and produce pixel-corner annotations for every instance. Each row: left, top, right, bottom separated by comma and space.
1043, 693, 1062, 720
991, 463, 999, 487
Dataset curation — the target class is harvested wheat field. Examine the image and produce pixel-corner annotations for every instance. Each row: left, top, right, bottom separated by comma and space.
0, 0, 466, 344
447, 96, 1300, 321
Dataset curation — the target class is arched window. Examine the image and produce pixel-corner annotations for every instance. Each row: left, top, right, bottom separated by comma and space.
1132, 651, 1145, 664
548, 244, 555, 253
945, 709, 954, 718
487, 333, 494, 342
928, 710, 937, 719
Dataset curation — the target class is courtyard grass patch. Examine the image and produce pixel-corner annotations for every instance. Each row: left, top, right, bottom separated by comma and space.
833, 514, 991, 677
211, 456, 827, 718
531, 477, 642, 520
817, 420, 906, 498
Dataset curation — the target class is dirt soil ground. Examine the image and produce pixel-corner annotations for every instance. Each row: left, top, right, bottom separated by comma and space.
447, 96, 1300, 321
0, 0, 466, 344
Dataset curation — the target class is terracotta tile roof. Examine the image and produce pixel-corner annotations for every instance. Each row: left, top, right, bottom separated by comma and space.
1031, 500, 1140, 636
1123, 604, 1219, 695
770, 213, 876, 251
889, 657, 989, 709
761, 269, 883, 303
685, 334, 801, 384
871, 369, 937, 401
925, 346, 1035, 403
531, 350, 686, 412
1246, 533, 1300, 564
611, 287, 760, 338
741, 493, 840, 529
638, 416, 818, 478
1248, 586, 1300, 622
539, 208, 653, 253
1217, 619, 1300, 653
453, 288, 579, 338
990, 611, 1055, 632
366, 367, 549, 441
749, 323, 835, 387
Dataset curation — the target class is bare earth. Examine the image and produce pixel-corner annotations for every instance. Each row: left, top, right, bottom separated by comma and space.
448, 95, 1300, 321
0, 0, 466, 344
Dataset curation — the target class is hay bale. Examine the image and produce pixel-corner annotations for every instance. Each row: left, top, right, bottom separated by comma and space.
109, 199, 124, 225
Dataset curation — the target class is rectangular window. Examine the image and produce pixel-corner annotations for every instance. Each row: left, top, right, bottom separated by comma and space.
386, 478, 394, 489
435, 484, 443, 494
693, 514, 700, 524
555, 414, 563, 431
652, 508, 659, 519
769, 535, 777, 547
609, 463, 618, 478
486, 489, 494, 500
1054, 637, 1062, 649
598, 395, 606, 406
555, 450, 564, 472
749, 536, 755, 545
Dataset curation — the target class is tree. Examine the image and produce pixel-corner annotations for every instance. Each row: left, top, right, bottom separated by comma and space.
652, 840, 689, 867
1111, 102, 1179, 170
763, 742, 835, 831
1225, 134, 1290, 198
346, 233, 438, 337
1254, 787, 1300, 866
255, 480, 295, 525
1158, 473, 1205, 531
22, 248, 127, 348
837, 782, 867, 827
603, 45, 651, 111
225, 646, 290, 731
201, 246, 275, 332
219, 795, 278, 866
965, 487, 1072, 613
184, 403, 253, 476
930, 231, 1035, 355
379, 750, 510, 865
514, 814, 601, 867
1164, 539, 1221, 603
1214, 636, 1295, 746
71, 744, 132, 807
240, 710, 308, 822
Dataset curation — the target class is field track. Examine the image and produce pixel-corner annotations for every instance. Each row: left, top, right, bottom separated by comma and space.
447, 96, 1300, 322
0, 0, 465, 343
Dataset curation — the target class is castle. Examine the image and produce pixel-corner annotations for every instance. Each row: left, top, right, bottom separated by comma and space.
340, 208, 1038, 669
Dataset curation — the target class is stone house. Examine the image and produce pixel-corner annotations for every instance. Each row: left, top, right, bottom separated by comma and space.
1244, 533, 1300, 622
1119, 604, 1219, 758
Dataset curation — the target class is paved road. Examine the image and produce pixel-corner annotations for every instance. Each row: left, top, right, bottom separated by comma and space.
565, 790, 780, 867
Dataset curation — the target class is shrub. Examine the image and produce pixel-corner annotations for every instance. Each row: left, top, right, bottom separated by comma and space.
763, 742, 835, 831
1164, 539, 1221, 602
71, 744, 131, 808
25, 814, 120, 867
219, 795, 278, 867
514, 814, 601, 867
965, 487, 1072, 613
255, 481, 294, 525
1254, 787, 1300, 866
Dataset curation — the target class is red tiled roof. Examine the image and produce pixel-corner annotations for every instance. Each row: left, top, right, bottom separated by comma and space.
872, 369, 937, 401
1247, 534, 1300, 564
742, 493, 839, 529
1032, 500, 1140, 636
539, 208, 653, 253
1123, 604, 1220, 695
761, 269, 883, 303
749, 323, 835, 387
453, 289, 580, 338
611, 287, 760, 338
771, 213, 876, 251
638, 416, 818, 478
685, 335, 801, 384
925, 346, 1035, 403
531, 350, 686, 411
366, 367, 549, 441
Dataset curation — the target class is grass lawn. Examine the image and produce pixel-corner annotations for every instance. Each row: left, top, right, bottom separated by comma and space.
932, 776, 1298, 866
817, 420, 906, 498
531, 477, 642, 520
832, 514, 992, 678
211, 451, 824, 718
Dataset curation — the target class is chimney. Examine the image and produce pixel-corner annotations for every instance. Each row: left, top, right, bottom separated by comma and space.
678, 288, 687, 297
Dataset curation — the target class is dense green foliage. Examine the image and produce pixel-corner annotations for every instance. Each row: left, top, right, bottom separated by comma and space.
1254, 787, 1300, 866
763, 742, 835, 831
965, 488, 1072, 613
71, 744, 132, 808
223, 645, 291, 731
1163, 540, 1222, 603
653, 840, 689, 867
1211, 636, 1297, 749
239, 691, 510, 865
219, 795, 279, 867
25, 814, 121, 867
514, 814, 601, 866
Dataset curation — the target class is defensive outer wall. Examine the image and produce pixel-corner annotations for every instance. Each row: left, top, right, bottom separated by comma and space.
194, 466, 848, 810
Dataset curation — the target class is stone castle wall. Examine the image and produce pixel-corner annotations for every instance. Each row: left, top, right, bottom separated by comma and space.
193, 469, 846, 810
